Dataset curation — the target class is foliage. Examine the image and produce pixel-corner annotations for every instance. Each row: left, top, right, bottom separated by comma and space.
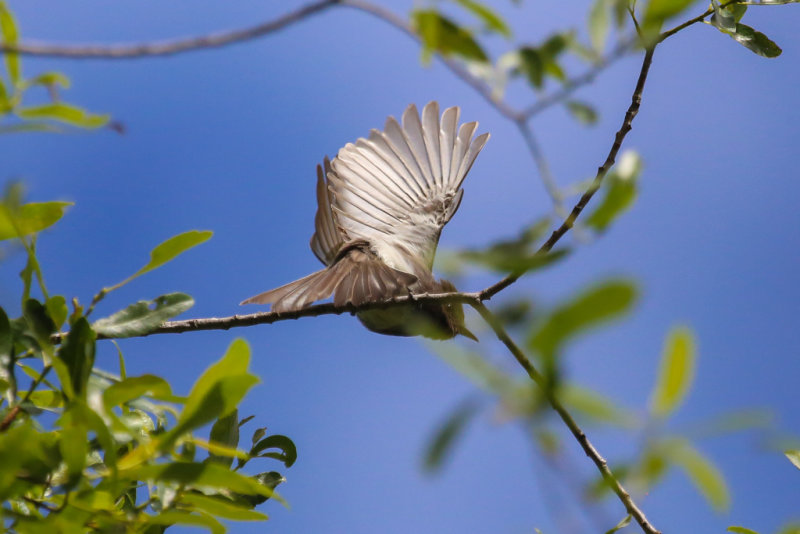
0, 188, 295, 532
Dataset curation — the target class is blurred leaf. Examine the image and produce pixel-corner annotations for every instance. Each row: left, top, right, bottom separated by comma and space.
17, 103, 109, 128
412, 10, 488, 63
565, 100, 599, 125
25, 71, 70, 89
423, 400, 479, 472
93, 293, 194, 338
785, 450, 800, 470
493, 299, 534, 326
431, 343, 514, 395
642, 0, 696, 29
250, 434, 298, 468
57, 317, 96, 398
103, 374, 175, 409
45, 295, 68, 330
589, 0, 610, 52
528, 279, 638, 359
0, 122, 63, 134
0, 307, 10, 358
777, 523, 800, 534
106, 230, 212, 292
517, 33, 570, 90
58, 408, 90, 488
453, 0, 511, 37
714, 22, 782, 58
650, 326, 696, 417
140, 510, 225, 534
605, 514, 632, 534
727, 527, 761, 534
560, 384, 637, 427
159, 339, 258, 451
209, 409, 240, 468
126, 462, 278, 499
586, 151, 641, 232
666, 438, 730, 511
181, 493, 268, 521
0, 2, 20, 84
0, 201, 72, 240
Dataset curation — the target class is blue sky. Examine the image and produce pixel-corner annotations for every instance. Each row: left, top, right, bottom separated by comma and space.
2, 1, 799, 532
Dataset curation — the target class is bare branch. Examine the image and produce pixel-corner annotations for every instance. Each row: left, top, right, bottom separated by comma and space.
0, 0, 339, 58
469, 301, 661, 534
481, 46, 656, 300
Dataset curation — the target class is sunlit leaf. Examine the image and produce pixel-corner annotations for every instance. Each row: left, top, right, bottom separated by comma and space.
589, 0, 610, 52
785, 450, 800, 470
45, 295, 68, 330
666, 438, 730, 511
565, 100, 599, 125
0, 2, 20, 84
93, 293, 194, 338
586, 151, 642, 231
413, 10, 488, 63
642, 0, 696, 29
181, 493, 268, 522
423, 400, 479, 472
528, 279, 638, 359
103, 374, 175, 409
605, 514, 632, 534
453, 0, 511, 37
560, 384, 637, 427
140, 510, 225, 534
649, 326, 696, 417
0, 201, 73, 240
125, 461, 278, 499
713, 22, 782, 58
25, 71, 71, 89
727, 526, 761, 534
17, 103, 109, 128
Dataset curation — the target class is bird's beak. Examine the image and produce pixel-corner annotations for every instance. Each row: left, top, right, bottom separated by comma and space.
458, 325, 479, 342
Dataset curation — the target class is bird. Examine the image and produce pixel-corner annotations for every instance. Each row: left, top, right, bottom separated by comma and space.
241, 101, 489, 341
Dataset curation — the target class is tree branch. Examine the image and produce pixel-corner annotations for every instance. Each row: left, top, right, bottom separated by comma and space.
469, 301, 661, 534
480, 46, 656, 300
0, 0, 340, 58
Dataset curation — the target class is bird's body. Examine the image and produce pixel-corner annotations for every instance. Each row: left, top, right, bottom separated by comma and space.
242, 102, 489, 340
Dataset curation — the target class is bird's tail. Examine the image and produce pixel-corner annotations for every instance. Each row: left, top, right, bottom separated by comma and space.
241, 251, 418, 313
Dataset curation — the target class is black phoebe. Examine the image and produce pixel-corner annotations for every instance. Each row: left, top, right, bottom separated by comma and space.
242, 102, 489, 340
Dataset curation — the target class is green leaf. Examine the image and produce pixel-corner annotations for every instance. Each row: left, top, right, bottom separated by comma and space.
649, 326, 696, 417
565, 100, 599, 125
528, 279, 638, 359
589, 0, 611, 52
25, 71, 71, 89
140, 510, 225, 534
180, 493, 268, 521
46, 295, 68, 330
0, 2, 20, 84
727, 527, 761, 534
586, 151, 642, 231
162, 339, 258, 449
106, 230, 212, 292
642, 0, 697, 29
715, 22, 782, 58
0, 201, 73, 240
58, 408, 89, 488
666, 438, 730, 511
0, 307, 11, 358
17, 103, 109, 128
57, 317, 97, 398
453, 0, 511, 37
560, 384, 637, 427
423, 400, 479, 472
412, 10, 489, 63
209, 409, 240, 468
93, 293, 194, 338
103, 375, 175, 409
710, 1, 747, 33
785, 450, 800, 470
232, 471, 286, 507
605, 514, 632, 534
249, 434, 297, 468
126, 461, 278, 499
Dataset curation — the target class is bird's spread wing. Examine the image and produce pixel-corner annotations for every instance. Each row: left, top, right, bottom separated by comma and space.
309, 157, 344, 266
324, 102, 489, 271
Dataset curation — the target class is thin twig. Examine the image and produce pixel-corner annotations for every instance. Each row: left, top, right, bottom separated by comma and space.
0, 365, 52, 432
469, 301, 661, 534
480, 46, 656, 300
0, 0, 340, 58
